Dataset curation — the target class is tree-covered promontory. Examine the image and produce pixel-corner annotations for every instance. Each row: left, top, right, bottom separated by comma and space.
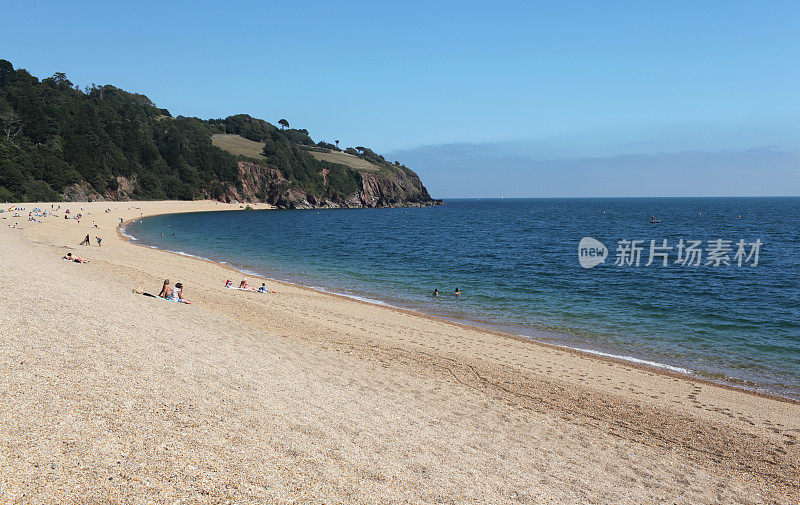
0, 60, 440, 207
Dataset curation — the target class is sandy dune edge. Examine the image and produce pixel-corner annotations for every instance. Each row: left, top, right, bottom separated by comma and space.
1, 200, 797, 504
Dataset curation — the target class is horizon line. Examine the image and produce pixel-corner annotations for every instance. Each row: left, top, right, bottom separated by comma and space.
435, 195, 800, 200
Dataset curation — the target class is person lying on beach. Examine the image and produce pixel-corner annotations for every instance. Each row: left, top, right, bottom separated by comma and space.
62, 252, 89, 263
239, 280, 257, 291
133, 279, 177, 300
158, 279, 172, 299
257, 283, 276, 293
169, 282, 191, 303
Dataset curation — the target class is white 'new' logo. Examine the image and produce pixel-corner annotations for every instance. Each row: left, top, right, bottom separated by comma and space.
578, 237, 607, 268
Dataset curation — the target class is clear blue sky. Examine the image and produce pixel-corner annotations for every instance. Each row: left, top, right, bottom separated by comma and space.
3, 1, 800, 196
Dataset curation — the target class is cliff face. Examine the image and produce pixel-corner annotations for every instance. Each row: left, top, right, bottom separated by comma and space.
223, 161, 442, 209
61, 176, 138, 202
357, 170, 436, 207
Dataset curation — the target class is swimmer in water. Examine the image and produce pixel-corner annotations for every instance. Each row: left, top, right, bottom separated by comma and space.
433, 288, 439, 297
454, 288, 461, 296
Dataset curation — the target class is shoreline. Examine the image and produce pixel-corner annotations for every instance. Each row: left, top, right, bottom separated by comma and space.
121, 210, 799, 406
4, 199, 798, 503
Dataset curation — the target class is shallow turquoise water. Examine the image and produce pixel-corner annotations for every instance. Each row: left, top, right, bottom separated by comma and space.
125, 198, 800, 399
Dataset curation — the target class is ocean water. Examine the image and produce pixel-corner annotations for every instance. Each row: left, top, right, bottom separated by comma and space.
125, 198, 800, 399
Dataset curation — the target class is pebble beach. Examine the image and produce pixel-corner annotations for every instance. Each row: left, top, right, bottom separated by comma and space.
1, 200, 798, 504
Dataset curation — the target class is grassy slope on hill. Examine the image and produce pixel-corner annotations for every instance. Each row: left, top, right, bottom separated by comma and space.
211, 133, 382, 173
211, 134, 266, 159
305, 149, 381, 172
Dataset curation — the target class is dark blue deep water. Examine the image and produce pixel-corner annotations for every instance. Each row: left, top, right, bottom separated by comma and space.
125, 198, 800, 399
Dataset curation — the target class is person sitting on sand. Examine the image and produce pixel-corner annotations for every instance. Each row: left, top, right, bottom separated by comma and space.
258, 283, 269, 293
62, 252, 89, 263
225, 279, 232, 288
454, 288, 461, 296
158, 279, 172, 299
239, 279, 249, 289
169, 282, 191, 303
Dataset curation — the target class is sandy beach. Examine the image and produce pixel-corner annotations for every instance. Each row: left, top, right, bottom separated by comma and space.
0, 200, 797, 504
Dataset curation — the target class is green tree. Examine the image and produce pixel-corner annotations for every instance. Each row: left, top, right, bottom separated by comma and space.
0, 112, 22, 145
0, 60, 13, 87
278, 118, 289, 130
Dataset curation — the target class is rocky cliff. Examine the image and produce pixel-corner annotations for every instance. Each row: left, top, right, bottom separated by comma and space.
223, 161, 441, 209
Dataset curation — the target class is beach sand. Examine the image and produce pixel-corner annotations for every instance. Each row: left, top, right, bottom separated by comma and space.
0, 200, 797, 504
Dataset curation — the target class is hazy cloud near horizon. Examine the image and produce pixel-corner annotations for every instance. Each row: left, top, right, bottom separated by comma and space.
388, 144, 800, 199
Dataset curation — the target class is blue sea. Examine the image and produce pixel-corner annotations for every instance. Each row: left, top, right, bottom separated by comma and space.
124, 198, 800, 400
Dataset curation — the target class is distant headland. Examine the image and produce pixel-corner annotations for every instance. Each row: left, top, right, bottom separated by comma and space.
0, 59, 442, 208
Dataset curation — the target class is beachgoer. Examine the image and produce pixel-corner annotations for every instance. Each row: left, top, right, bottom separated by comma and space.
158, 279, 172, 298
79, 234, 90, 246
96, 236, 102, 247
239, 279, 248, 289
433, 288, 439, 296
225, 279, 232, 288
62, 252, 88, 263
454, 288, 461, 296
170, 282, 191, 303
258, 283, 268, 293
